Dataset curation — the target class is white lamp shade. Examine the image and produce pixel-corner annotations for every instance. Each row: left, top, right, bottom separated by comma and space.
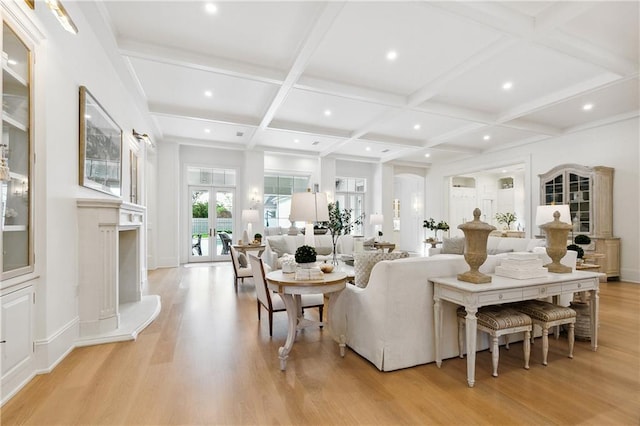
241, 209, 260, 223
289, 191, 329, 223
535, 205, 571, 226
369, 214, 384, 225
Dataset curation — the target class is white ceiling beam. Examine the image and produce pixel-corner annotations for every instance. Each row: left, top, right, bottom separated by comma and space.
500, 118, 562, 136
533, 2, 598, 34
149, 103, 260, 127
118, 38, 285, 85
564, 110, 640, 134
267, 119, 351, 139
358, 134, 432, 149
295, 76, 406, 107
247, 2, 346, 150
426, 123, 488, 147
414, 101, 496, 124
163, 135, 248, 150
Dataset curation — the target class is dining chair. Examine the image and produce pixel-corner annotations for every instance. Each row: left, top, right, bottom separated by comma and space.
230, 246, 253, 293
248, 253, 324, 337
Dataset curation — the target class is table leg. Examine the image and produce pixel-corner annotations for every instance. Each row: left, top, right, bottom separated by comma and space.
434, 297, 442, 367
465, 307, 478, 388
278, 293, 299, 371
590, 288, 599, 351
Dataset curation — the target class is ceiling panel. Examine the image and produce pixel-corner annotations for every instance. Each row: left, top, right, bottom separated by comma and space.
154, 115, 255, 145
304, 2, 502, 96
498, 1, 555, 16
441, 125, 542, 151
130, 58, 278, 119
429, 41, 612, 115
365, 109, 475, 142
259, 129, 342, 153
518, 78, 640, 130
105, 1, 324, 70
333, 139, 407, 159
563, 1, 639, 64
274, 88, 396, 133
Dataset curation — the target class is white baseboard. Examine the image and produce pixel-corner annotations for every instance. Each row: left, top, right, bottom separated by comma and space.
34, 316, 79, 374
157, 257, 180, 268
620, 267, 639, 283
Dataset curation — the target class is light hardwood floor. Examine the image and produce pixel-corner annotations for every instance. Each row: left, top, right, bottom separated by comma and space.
2, 263, 639, 425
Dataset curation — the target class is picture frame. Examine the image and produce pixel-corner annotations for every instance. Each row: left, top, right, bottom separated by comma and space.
79, 86, 122, 197
130, 150, 138, 204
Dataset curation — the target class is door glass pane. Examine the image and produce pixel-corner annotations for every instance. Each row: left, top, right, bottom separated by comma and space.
215, 191, 233, 256
191, 189, 209, 258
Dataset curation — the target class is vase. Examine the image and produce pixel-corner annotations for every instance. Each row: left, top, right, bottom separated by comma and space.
457, 208, 496, 284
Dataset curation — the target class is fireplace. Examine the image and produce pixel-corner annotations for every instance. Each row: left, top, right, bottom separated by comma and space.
77, 199, 160, 346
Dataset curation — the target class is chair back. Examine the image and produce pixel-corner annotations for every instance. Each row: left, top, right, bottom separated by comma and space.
219, 232, 232, 254
230, 246, 240, 275
249, 254, 272, 309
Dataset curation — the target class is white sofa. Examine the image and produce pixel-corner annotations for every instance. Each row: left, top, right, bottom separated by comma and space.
428, 236, 546, 256
329, 248, 577, 372
263, 234, 354, 269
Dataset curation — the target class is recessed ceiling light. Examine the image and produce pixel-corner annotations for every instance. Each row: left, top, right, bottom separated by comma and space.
502, 81, 513, 90
386, 50, 397, 61
424, 153, 430, 158
413, 124, 421, 130
366, 146, 371, 151
502, 169, 507, 173
7, 59, 17, 65
483, 135, 491, 141
204, 90, 212, 97
205, 3, 218, 14
324, 109, 332, 117
583, 103, 593, 111
204, 128, 211, 133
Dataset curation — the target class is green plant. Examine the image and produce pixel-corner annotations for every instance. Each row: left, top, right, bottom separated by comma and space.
423, 218, 450, 239
495, 212, 517, 230
295, 245, 317, 264
575, 234, 591, 245
567, 244, 585, 259
323, 202, 363, 264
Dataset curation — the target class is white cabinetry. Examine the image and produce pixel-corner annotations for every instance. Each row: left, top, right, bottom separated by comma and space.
0, 284, 34, 404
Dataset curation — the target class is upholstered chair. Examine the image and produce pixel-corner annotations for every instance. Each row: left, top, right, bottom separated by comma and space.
248, 254, 324, 337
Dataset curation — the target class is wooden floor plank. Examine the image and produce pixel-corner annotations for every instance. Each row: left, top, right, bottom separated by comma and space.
2, 264, 639, 425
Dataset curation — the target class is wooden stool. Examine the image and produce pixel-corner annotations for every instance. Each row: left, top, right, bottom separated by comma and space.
511, 300, 576, 365
457, 306, 532, 377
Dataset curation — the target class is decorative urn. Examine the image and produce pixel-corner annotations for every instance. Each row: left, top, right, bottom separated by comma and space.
457, 208, 496, 284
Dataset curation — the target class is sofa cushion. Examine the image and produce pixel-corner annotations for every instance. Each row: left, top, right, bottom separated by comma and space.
487, 248, 514, 255
354, 251, 409, 288
267, 236, 290, 257
441, 237, 465, 255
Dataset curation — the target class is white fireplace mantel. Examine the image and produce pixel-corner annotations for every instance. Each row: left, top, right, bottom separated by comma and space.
76, 198, 160, 346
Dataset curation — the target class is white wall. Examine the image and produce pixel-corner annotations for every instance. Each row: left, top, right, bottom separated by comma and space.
427, 118, 640, 282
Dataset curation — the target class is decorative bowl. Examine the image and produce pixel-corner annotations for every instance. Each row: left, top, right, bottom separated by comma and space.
319, 263, 334, 273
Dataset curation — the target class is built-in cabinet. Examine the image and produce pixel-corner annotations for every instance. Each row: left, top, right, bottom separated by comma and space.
1, 15, 35, 405
539, 164, 619, 279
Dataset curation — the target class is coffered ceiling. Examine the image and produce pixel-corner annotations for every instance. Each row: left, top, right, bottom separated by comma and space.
92, 1, 639, 167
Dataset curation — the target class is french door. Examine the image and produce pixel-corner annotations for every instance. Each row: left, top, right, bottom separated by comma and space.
189, 186, 235, 262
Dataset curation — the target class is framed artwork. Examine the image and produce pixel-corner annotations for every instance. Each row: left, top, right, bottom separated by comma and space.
130, 150, 138, 204
79, 86, 122, 197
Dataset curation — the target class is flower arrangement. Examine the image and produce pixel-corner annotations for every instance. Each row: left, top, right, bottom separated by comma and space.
323, 202, 363, 264
423, 218, 450, 241
495, 212, 517, 230
295, 245, 317, 264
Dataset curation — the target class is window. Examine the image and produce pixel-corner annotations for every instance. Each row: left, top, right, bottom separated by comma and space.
264, 174, 310, 228
187, 166, 236, 186
335, 177, 366, 236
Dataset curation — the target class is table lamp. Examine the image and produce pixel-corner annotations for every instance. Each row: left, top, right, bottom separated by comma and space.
370, 213, 384, 242
290, 189, 329, 247
535, 205, 572, 273
241, 209, 260, 244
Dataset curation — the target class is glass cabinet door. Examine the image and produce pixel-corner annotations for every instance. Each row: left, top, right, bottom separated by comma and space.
1, 21, 33, 280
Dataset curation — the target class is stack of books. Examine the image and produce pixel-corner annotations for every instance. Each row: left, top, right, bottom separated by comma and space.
495, 252, 548, 279
294, 267, 324, 281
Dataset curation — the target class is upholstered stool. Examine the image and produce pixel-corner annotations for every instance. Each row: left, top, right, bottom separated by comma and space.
511, 300, 576, 366
457, 306, 532, 377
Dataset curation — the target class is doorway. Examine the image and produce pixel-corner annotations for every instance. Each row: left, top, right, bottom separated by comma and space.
189, 187, 235, 262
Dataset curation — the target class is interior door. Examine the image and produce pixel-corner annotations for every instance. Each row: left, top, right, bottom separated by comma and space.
212, 189, 234, 261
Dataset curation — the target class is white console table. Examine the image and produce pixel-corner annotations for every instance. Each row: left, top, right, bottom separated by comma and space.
432, 271, 600, 387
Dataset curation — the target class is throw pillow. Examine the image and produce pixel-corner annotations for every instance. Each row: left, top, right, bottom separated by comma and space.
354, 251, 409, 288
237, 253, 248, 268
267, 237, 289, 257
442, 237, 465, 255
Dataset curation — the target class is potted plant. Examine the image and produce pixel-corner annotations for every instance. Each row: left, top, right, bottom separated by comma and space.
495, 212, 517, 230
567, 243, 585, 263
324, 202, 363, 265
295, 245, 317, 267
423, 218, 450, 244
253, 233, 262, 244
575, 234, 591, 245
